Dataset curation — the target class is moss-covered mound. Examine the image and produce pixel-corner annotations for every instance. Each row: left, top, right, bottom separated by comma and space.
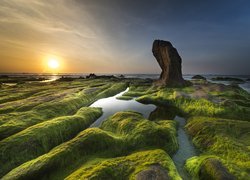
185, 116, 250, 179
135, 82, 250, 120
66, 149, 181, 180
2, 78, 249, 179
101, 111, 178, 155
2, 111, 178, 179
0, 80, 127, 140
0, 107, 102, 177
122, 80, 250, 179
198, 158, 235, 180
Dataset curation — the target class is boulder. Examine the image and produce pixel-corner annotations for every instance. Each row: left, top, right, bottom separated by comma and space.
199, 158, 235, 180
86, 73, 97, 79
136, 164, 170, 180
192, 75, 206, 80
152, 40, 186, 86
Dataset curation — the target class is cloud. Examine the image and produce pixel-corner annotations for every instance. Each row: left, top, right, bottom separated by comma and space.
0, 0, 249, 74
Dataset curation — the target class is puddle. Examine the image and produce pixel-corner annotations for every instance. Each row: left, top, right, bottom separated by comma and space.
90, 88, 156, 127
172, 116, 198, 179
89, 88, 198, 179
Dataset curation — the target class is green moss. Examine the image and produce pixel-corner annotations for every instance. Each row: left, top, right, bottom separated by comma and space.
122, 83, 158, 98
136, 89, 224, 117
185, 116, 250, 179
0, 107, 102, 177
101, 111, 178, 155
66, 149, 181, 180
186, 156, 237, 180
3, 111, 178, 179
136, 85, 250, 120
185, 155, 222, 179
2, 128, 123, 180
0, 81, 127, 140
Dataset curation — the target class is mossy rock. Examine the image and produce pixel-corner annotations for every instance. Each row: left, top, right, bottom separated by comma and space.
199, 158, 235, 180
0, 107, 102, 177
185, 116, 250, 179
0, 81, 127, 140
3, 112, 178, 179
65, 149, 181, 180
100, 111, 178, 155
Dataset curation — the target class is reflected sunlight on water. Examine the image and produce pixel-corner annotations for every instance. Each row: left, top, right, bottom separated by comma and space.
90, 88, 156, 127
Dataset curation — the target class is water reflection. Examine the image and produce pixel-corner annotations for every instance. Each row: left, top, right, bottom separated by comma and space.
89, 88, 198, 179
149, 106, 180, 121
173, 116, 198, 179
90, 88, 156, 127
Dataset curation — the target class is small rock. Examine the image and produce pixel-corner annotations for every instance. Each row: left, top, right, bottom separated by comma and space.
86, 73, 97, 79
199, 158, 236, 180
136, 164, 170, 180
192, 75, 206, 80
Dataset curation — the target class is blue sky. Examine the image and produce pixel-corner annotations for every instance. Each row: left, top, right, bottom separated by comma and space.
0, 0, 249, 74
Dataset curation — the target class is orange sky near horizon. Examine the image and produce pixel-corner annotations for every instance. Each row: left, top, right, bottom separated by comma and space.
1, 0, 249, 75
0, 0, 160, 74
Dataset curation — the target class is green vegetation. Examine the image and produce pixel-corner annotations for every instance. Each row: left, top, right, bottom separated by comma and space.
3, 111, 178, 179
135, 83, 250, 120
185, 116, 250, 179
121, 82, 158, 97
0, 79, 127, 140
0, 76, 48, 84
101, 111, 178, 155
185, 156, 236, 180
66, 149, 181, 180
122, 80, 250, 179
0, 107, 102, 177
1, 78, 249, 179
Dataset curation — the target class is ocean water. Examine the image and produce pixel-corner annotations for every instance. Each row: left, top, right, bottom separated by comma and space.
1, 73, 249, 92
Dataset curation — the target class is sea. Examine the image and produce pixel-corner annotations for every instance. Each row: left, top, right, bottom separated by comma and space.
1, 73, 250, 93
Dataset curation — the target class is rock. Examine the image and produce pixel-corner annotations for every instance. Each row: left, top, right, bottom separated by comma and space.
192, 75, 206, 80
86, 73, 117, 79
199, 158, 236, 180
211, 77, 244, 83
136, 164, 170, 180
152, 40, 186, 86
0, 75, 9, 78
86, 73, 97, 79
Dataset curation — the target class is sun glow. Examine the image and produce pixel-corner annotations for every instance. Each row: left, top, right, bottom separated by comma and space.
48, 58, 59, 69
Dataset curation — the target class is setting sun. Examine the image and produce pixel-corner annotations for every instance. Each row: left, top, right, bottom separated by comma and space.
48, 59, 59, 69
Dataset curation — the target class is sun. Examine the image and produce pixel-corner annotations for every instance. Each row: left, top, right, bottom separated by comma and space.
48, 58, 59, 69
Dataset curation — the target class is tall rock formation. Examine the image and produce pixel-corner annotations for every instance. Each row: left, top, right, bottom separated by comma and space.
152, 40, 186, 86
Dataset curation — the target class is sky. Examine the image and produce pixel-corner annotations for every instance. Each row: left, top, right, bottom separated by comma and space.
0, 0, 250, 74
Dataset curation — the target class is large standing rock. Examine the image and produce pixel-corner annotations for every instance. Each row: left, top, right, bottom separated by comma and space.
152, 40, 186, 86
